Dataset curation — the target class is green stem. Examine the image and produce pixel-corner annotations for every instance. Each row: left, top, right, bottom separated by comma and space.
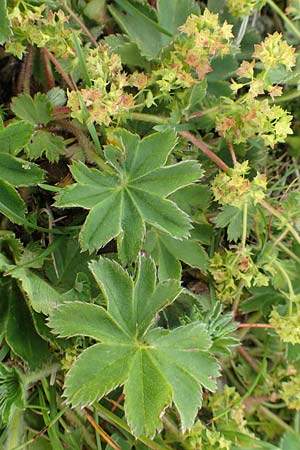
65, 409, 98, 450
5, 407, 24, 450
24, 363, 60, 387
274, 260, 295, 315
129, 112, 169, 125
259, 199, 300, 246
94, 409, 103, 450
259, 405, 294, 432
94, 403, 173, 450
76, 94, 105, 160
266, 0, 300, 40
62, 1, 98, 47
242, 201, 248, 250
210, 355, 267, 423
162, 416, 192, 450
272, 239, 300, 264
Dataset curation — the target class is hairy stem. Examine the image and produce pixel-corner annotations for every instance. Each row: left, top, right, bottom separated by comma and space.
62, 1, 99, 47
43, 48, 76, 90
129, 112, 169, 125
24, 363, 61, 386
180, 130, 230, 172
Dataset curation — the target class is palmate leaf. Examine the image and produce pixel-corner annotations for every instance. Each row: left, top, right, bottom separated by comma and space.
9, 268, 66, 315
0, 121, 34, 155
11, 93, 53, 126
0, 364, 24, 427
145, 228, 208, 280
0, 153, 45, 186
213, 204, 254, 242
109, 0, 199, 60
48, 256, 220, 437
26, 130, 65, 162
55, 129, 203, 263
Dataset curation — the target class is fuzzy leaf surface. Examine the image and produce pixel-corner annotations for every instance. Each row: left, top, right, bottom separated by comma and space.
64, 343, 135, 406
146, 323, 219, 430
0, 121, 34, 155
109, 0, 199, 59
9, 268, 65, 315
11, 93, 53, 125
2, 282, 50, 369
0, 180, 26, 225
125, 349, 172, 437
26, 130, 66, 162
145, 228, 208, 280
157, 0, 199, 37
55, 129, 202, 262
49, 256, 219, 437
108, 0, 169, 60
0, 363, 24, 427
0, 0, 10, 45
0, 154, 45, 186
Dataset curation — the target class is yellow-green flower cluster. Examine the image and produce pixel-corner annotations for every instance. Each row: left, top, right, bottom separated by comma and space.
232, 33, 295, 100
186, 421, 232, 450
217, 33, 295, 147
216, 99, 293, 148
67, 46, 135, 126
212, 161, 267, 208
253, 32, 296, 72
270, 308, 300, 344
152, 9, 233, 93
6, 2, 77, 59
209, 386, 249, 434
227, 0, 266, 18
209, 248, 269, 302
281, 376, 300, 409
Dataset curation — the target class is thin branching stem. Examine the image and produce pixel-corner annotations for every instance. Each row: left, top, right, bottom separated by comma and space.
62, 1, 99, 47
180, 130, 230, 172
43, 48, 76, 90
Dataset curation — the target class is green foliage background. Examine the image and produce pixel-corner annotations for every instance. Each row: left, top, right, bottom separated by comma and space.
1, 0, 300, 449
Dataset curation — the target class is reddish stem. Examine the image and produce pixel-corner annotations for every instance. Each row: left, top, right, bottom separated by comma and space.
244, 394, 280, 405
180, 130, 229, 172
237, 346, 260, 372
43, 48, 76, 90
17, 45, 35, 94
101, 393, 124, 430
62, 1, 98, 48
227, 139, 237, 166
110, 393, 124, 414
42, 48, 55, 89
189, 105, 221, 119
53, 106, 71, 115
84, 410, 121, 450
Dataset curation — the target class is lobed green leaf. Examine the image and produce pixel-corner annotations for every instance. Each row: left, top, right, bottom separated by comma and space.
0, 154, 45, 187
